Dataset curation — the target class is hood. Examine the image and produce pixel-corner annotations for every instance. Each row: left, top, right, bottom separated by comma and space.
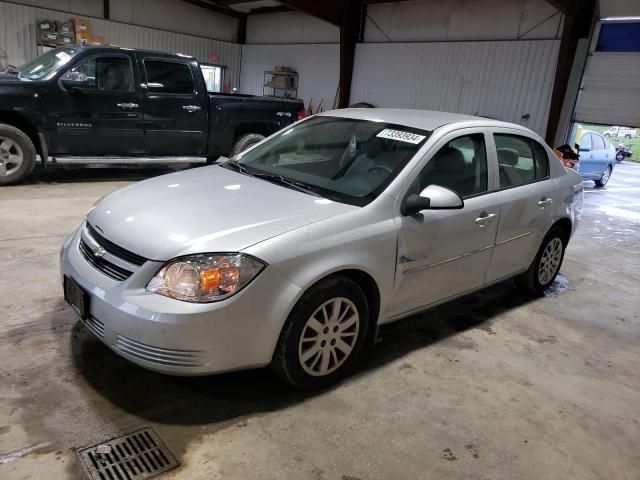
87, 165, 357, 261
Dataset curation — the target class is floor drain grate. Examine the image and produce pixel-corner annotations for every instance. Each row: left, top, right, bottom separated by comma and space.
77, 426, 179, 480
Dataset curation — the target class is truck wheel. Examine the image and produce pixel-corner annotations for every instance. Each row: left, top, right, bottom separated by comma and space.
230, 133, 265, 157
0, 123, 37, 186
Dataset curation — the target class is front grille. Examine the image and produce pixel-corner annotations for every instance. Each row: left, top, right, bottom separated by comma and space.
83, 316, 105, 339
76, 426, 179, 480
87, 223, 148, 266
79, 238, 133, 281
115, 335, 208, 368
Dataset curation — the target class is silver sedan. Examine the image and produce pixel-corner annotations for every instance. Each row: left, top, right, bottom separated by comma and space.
60, 109, 583, 389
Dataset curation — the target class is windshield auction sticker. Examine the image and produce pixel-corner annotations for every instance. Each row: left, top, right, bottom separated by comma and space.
376, 129, 426, 144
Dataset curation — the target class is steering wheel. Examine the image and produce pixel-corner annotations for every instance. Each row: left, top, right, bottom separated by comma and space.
367, 165, 393, 175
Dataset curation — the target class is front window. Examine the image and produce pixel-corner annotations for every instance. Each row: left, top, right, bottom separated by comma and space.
72, 55, 134, 92
17, 47, 80, 80
228, 116, 430, 206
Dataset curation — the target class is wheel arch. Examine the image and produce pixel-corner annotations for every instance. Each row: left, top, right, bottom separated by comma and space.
549, 217, 572, 243
233, 122, 277, 140
285, 268, 382, 351
0, 111, 47, 163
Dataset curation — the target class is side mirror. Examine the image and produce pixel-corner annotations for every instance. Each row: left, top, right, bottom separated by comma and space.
60, 70, 89, 89
402, 184, 464, 216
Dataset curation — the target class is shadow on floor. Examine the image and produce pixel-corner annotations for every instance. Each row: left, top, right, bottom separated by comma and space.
68, 279, 536, 436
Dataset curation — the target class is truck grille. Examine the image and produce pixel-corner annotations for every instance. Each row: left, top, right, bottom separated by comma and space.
79, 238, 133, 281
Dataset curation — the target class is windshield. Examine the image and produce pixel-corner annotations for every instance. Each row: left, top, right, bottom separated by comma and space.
228, 116, 430, 206
16, 47, 80, 80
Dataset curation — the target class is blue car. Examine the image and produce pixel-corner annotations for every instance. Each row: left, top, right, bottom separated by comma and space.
576, 130, 616, 187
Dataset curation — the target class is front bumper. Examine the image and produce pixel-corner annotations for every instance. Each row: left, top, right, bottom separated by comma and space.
59, 224, 301, 375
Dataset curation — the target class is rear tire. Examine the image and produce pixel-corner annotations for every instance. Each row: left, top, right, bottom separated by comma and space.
515, 227, 567, 296
271, 276, 370, 390
0, 123, 37, 186
594, 165, 611, 188
229, 133, 265, 157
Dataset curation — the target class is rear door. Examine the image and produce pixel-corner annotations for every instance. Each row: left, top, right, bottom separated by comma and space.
45, 51, 144, 155
485, 130, 556, 282
138, 54, 208, 155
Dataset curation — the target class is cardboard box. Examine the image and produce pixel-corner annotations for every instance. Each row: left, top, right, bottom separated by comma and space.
37, 20, 55, 32
71, 18, 91, 33
57, 20, 74, 34
76, 32, 100, 45
37, 31, 59, 44
56, 35, 75, 45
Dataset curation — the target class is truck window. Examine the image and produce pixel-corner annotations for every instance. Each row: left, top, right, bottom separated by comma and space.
74, 56, 134, 92
144, 60, 194, 94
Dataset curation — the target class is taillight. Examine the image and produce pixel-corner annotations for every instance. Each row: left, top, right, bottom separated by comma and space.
297, 109, 306, 121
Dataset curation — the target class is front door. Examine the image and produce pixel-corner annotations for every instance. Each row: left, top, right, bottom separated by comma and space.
139, 56, 208, 156
389, 130, 501, 318
485, 130, 556, 282
45, 52, 144, 155
579, 132, 610, 178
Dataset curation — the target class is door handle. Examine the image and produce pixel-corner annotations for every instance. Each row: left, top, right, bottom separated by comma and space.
475, 213, 496, 227
182, 105, 201, 113
538, 198, 553, 208
117, 102, 139, 109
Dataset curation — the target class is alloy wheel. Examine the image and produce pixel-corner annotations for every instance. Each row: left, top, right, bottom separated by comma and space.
600, 167, 611, 185
298, 297, 360, 377
0, 136, 24, 177
538, 237, 563, 285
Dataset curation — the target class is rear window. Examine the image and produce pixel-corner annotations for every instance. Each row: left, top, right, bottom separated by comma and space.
495, 134, 549, 188
144, 60, 194, 94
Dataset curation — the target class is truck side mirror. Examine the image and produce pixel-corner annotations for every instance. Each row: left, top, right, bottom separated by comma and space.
60, 70, 89, 90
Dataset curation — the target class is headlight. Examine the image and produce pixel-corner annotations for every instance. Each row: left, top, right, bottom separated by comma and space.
146, 254, 265, 303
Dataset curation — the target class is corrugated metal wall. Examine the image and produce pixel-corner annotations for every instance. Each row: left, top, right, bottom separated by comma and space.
350, 40, 560, 136
0, 0, 242, 87
240, 44, 340, 110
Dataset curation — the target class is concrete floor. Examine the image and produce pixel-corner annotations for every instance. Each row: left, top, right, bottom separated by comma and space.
1, 162, 639, 480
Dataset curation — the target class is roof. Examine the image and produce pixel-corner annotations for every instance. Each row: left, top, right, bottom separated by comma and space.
318, 108, 523, 132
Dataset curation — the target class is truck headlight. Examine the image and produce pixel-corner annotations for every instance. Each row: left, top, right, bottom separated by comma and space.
147, 254, 265, 302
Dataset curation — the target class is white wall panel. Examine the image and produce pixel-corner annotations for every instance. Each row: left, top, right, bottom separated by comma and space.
246, 12, 339, 44
5, 0, 237, 41
365, 0, 562, 42
574, 52, 640, 127
599, 0, 640, 18
240, 44, 339, 109
0, 1, 242, 87
350, 40, 560, 135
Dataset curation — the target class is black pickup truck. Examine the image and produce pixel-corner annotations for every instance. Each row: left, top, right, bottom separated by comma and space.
0, 46, 305, 185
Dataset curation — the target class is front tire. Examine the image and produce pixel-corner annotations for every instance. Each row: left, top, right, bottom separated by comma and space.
0, 123, 37, 186
516, 227, 567, 296
229, 133, 265, 157
595, 165, 612, 188
272, 276, 370, 390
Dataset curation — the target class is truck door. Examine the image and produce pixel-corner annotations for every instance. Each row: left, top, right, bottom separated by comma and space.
45, 52, 144, 155
138, 55, 208, 156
